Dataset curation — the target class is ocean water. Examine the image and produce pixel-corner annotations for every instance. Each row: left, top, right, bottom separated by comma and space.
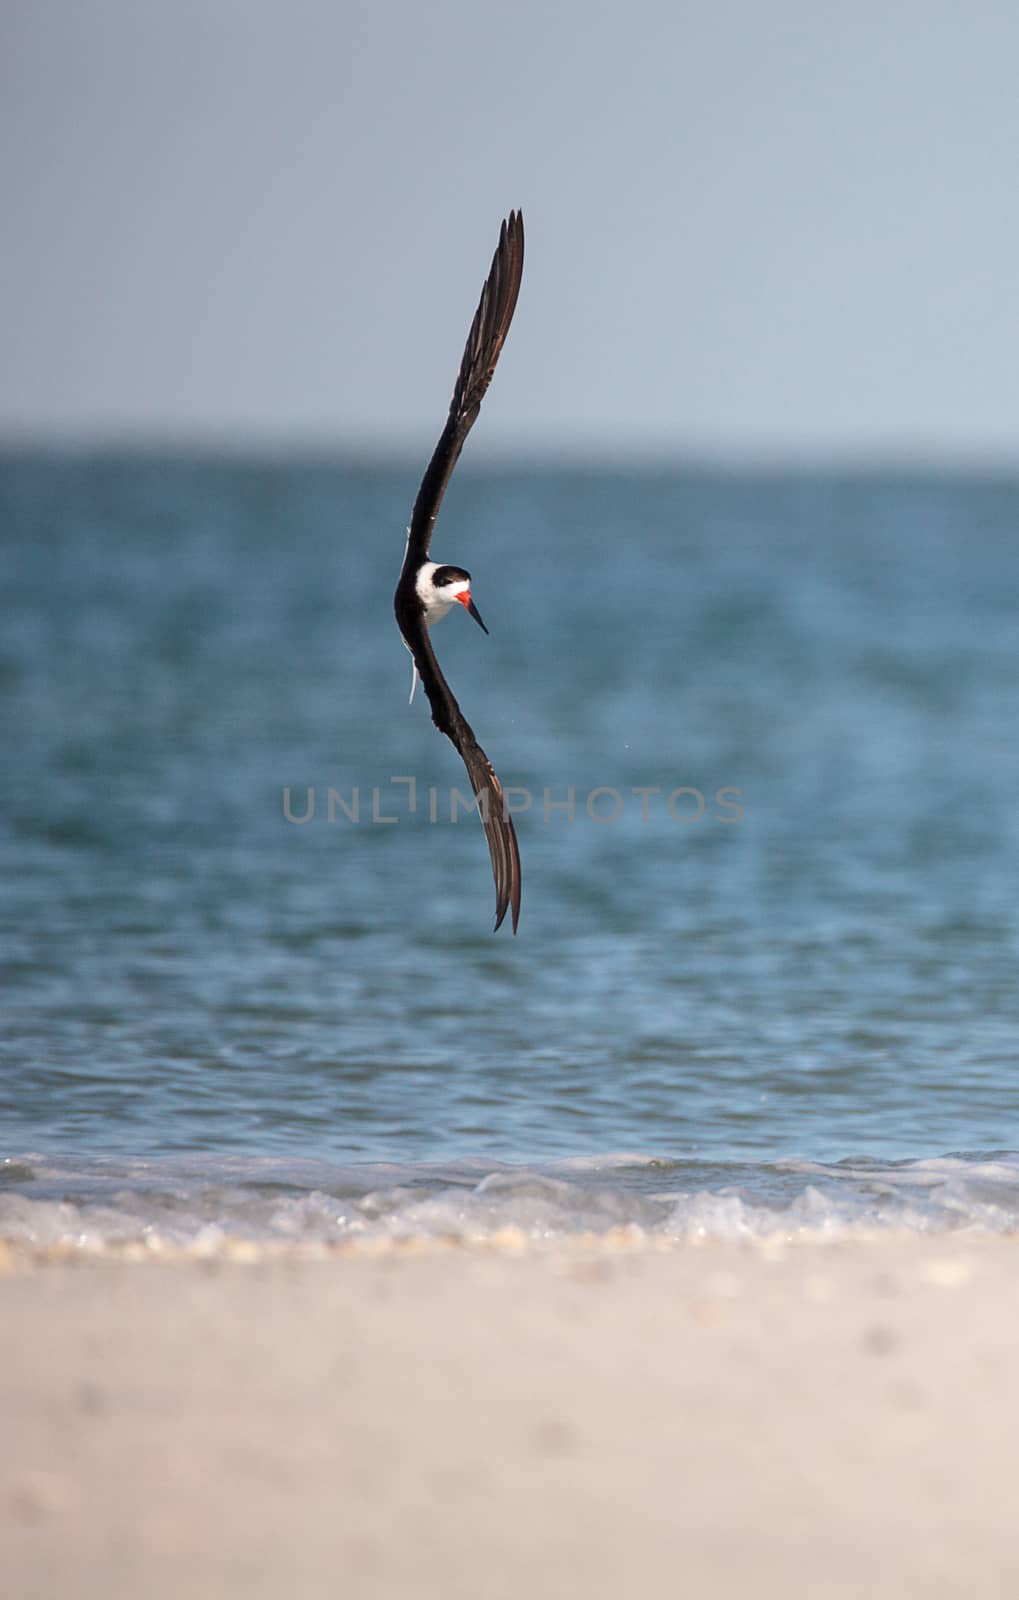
3, 453, 1019, 1249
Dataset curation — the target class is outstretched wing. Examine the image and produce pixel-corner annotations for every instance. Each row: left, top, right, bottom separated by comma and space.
401, 610, 522, 934
402, 211, 524, 573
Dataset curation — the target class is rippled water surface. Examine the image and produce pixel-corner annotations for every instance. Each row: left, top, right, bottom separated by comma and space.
3, 454, 1019, 1242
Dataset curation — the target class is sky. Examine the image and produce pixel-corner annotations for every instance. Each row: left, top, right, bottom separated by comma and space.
3, 0, 1019, 460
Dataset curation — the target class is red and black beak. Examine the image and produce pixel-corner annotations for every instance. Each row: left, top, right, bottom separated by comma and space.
458, 591, 489, 635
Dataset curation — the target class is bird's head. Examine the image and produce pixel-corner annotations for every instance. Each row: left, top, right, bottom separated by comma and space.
420, 563, 489, 633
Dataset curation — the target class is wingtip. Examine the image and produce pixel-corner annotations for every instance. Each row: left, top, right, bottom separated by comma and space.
492, 873, 522, 935
507, 209, 524, 251
492, 871, 521, 935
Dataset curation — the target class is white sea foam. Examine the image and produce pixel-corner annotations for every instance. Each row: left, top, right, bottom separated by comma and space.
3, 1150, 1019, 1257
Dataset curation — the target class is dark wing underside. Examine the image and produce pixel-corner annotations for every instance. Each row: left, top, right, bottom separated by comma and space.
393, 211, 525, 933
400, 611, 522, 934
402, 210, 524, 573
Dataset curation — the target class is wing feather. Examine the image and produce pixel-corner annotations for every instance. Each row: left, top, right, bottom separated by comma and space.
401, 614, 521, 934
402, 211, 524, 571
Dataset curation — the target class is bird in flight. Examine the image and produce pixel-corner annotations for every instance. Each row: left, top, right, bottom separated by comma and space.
394, 211, 524, 934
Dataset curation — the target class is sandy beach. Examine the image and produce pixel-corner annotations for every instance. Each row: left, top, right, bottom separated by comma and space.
4, 1232, 1019, 1599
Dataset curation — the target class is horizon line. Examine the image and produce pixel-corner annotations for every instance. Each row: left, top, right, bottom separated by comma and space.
5, 429, 1019, 478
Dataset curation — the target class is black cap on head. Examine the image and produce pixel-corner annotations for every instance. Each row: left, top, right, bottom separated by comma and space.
432, 565, 471, 587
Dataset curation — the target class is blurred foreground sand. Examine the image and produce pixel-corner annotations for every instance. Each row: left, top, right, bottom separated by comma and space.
4, 1233, 1019, 1599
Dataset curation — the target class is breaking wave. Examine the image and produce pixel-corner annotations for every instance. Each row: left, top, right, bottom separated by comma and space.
3, 1149, 1019, 1258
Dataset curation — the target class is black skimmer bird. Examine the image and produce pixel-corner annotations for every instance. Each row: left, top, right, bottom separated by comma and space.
394, 211, 524, 933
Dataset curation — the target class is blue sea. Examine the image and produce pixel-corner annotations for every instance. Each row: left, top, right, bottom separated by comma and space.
3, 452, 1019, 1249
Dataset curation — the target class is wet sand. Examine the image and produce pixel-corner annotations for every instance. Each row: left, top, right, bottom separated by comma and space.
4, 1232, 1019, 1599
